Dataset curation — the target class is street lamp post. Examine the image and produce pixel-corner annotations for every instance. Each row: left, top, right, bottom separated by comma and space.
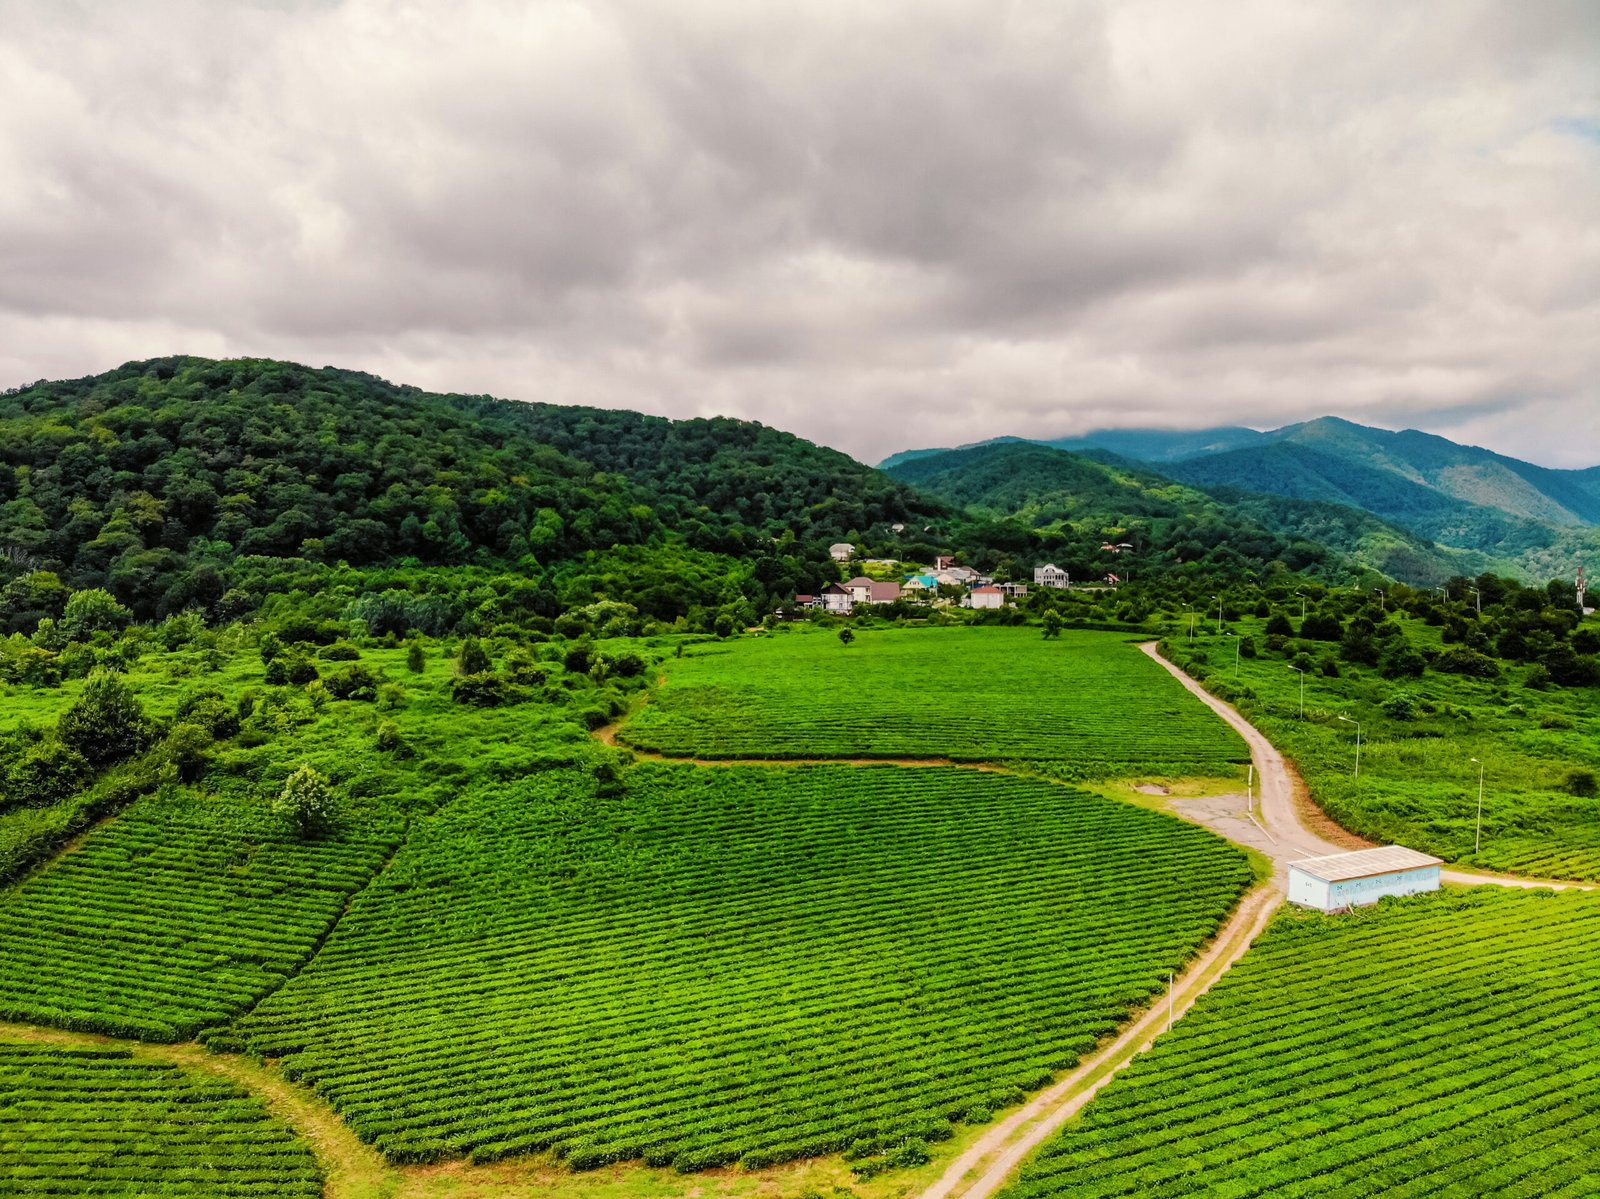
1288, 664, 1306, 719
1183, 602, 1195, 644
1213, 594, 1223, 634
1337, 715, 1361, 779
1471, 756, 1485, 854
1470, 586, 1481, 615
1227, 631, 1241, 677
1296, 589, 1307, 622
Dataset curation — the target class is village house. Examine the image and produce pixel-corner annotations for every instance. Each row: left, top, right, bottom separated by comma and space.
902, 574, 938, 595
999, 581, 1028, 598
964, 585, 1004, 609
793, 594, 820, 610
829, 543, 854, 563
1033, 563, 1070, 588
868, 581, 901, 604
844, 575, 875, 603
934, 555, 956, 571
820, 583, 853, 613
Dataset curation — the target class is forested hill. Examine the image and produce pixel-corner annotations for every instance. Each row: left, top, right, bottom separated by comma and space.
0, 356, 942, 620
887, 441, 1465, 585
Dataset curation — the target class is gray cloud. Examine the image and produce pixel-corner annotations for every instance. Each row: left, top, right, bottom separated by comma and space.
1, 0, 1597, 466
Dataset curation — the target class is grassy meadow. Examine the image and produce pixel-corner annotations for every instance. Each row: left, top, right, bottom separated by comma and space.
620, 626, 1249, 774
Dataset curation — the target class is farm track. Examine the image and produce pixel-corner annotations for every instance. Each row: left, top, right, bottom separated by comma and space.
8, 639, 1592, 1199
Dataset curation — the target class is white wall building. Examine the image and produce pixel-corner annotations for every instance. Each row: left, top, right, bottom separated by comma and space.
1288, 846, 1442, 911
820, 584, 853, 613
1033, 563, 1070, 588
829, 543, 854, 562
964, 585, 1004, 609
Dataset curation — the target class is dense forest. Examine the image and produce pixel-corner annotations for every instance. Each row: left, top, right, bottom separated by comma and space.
0, 357, 941, 628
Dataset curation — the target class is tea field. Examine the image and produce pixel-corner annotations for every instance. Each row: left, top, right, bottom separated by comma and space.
0, 1042, 323, 1197
1002, 887, 1600, 1199
620, 627, 1248, 772
231, 763, 1255, 1169
0, 786, 405, 1041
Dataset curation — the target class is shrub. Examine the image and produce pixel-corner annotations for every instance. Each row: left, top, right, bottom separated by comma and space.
1434, 648, 1499, 679
160, 722, 213, 784
376, 683, 407, 711
259, 632, 283, 664
375, 720, 412, 757
1300, 612, 1344, 641
274, 765, 334, 837
285, 654, 320, 686
1378, 639, 1427, 680
319, 640, 362, 661
1381, 692, 1418, 721
57, 672, 152, 767
1524, 665, 1552, 691
176, 688, 241, 740
325, 663, 381, 702
1, 739, 91, 810
406, 642, 426, 673
1562, 768, 1597, 798
263, 658, 289, 685
1264, 613, 1294, 638
456, 637, 492, 677
451, 672, 515, 707
1319, 655, 1340, 678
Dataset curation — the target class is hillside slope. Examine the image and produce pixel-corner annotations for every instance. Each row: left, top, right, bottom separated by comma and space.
885, 441, 1433, 582
0, 356, 944, 617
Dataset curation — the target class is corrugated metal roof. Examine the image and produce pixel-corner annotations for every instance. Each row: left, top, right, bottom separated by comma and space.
1288, 845, 1443, 883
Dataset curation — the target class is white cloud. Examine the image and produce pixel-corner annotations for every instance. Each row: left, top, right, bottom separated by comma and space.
1, 0, 1596, 466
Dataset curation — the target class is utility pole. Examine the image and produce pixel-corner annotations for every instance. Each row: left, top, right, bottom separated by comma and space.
1337, 714, 1361, 779
1471, 757, 1485, 854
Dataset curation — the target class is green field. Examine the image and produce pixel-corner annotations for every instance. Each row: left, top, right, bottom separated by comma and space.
1165, 619, 1600, 879
1002, 887, 1600, 1199
620, 627, 1248, 771
0, 1042, 323, 1197
230, 763, 1253, 1169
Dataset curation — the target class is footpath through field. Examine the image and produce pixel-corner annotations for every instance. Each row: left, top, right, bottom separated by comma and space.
915, 641, 1596, 1199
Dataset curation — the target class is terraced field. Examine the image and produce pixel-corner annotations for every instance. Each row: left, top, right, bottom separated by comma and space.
0, 786, 404, 1041
620, 628, 1248, 771
231, 764, 1254, 1169
1002, 887, 1600, 1199
0, 1042, 323, 1197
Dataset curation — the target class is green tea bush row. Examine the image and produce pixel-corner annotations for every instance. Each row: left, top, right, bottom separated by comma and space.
0, 1042, 322, 1196
231, 763, 1253, 1169
0, 787, 403, 1041
622, 628, 1247, 768
1003, 888, 1600, 1199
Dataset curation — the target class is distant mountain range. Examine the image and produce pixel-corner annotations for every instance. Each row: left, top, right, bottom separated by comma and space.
881, 417, 1600, 580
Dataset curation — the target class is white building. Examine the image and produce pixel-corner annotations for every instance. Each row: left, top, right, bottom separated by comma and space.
1287, 846, 1442, 912
964, 585, 1005, 609
820, 584, 853, 614
1034, 563, 1070, 588
829, 543, 854, 562
999, 581, 1028, 598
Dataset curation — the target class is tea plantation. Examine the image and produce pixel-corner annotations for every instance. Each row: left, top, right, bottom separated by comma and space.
620, 627, 1248, 771
0, 1042, 323, 1196
1002, 888, 1600, 1199
230, 763, 1254, 1169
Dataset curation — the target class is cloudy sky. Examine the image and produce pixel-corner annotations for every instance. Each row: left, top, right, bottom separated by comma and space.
3, 1, 1597, 466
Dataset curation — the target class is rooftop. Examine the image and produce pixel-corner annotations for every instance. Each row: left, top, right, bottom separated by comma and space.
1289, 845, 1443, 883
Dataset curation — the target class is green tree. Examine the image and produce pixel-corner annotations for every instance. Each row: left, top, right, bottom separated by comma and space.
275, 765, 334, 837
1041, 610, 1063, 639
56, 671, 151, 767
839, 628, 855, 647
60, 589, 133, 642
406, 642, 426, 673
